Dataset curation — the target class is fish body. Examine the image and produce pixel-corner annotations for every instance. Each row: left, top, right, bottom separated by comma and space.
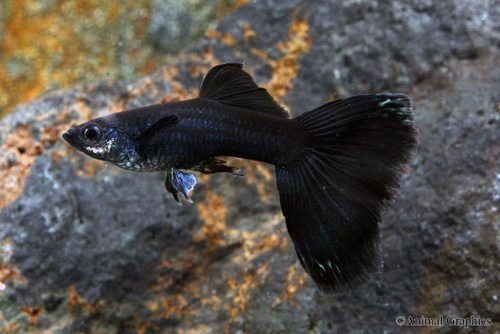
72, 98, 306, 171
63, 63, 418, 293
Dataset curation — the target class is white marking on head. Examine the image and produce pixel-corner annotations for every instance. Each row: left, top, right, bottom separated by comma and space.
105, 137, 115, 152
86, 146, 105, 154
85, 136, 115, 156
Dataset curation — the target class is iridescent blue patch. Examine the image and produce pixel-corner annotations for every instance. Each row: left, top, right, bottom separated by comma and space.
165, 168, 197, 204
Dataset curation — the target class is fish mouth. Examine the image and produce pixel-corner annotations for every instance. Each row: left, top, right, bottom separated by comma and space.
62, 131, 70, 142
62, 128, 77, 147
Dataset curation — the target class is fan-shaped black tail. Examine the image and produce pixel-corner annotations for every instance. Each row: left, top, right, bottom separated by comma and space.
276, 94, 418, 293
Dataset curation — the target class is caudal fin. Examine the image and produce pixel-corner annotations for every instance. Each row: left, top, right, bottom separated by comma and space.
276, 94, 418, 293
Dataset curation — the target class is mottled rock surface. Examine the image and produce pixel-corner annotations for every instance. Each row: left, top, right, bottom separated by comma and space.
1, 0, 499, 333
148, 0, 243, 54
0, 0, 246, 118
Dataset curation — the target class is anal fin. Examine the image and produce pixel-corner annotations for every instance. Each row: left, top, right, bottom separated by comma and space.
193, 157, 242, 175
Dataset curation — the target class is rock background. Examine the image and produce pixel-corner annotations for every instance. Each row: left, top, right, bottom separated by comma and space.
0, 0, 244, 118
1, 0, 499, 333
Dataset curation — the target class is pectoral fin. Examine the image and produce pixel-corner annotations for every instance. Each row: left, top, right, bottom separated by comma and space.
165, 168, 197, 204
135, 115, 179, 144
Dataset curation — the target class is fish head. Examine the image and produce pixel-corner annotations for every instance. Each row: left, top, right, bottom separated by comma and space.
63, 116, 138, 166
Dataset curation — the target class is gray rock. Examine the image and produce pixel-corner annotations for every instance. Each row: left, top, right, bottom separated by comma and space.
147, 0, 242, 54
1, 0, 499, 333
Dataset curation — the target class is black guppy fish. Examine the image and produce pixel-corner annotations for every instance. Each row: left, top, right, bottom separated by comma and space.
63, 63, 418, 293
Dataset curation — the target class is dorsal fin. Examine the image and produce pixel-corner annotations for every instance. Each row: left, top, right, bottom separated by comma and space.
198, 63, 289, 119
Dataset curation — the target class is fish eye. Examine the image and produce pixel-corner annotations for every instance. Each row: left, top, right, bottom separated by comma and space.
82, 125, 101, 142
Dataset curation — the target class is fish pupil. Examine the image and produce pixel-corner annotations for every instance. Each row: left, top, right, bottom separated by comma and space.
83, 126, 100, 142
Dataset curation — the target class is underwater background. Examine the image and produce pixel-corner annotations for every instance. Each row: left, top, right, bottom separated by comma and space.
0, 0, 499, 333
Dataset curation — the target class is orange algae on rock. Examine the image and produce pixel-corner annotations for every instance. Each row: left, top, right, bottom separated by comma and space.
1, 125, 43, 208
0, 0, 252, 119
266, 12, 312, 101
243, 21, 258, 43
0, 0, 155, 118
0, 95, 95, 208
66, 285, 102, 312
